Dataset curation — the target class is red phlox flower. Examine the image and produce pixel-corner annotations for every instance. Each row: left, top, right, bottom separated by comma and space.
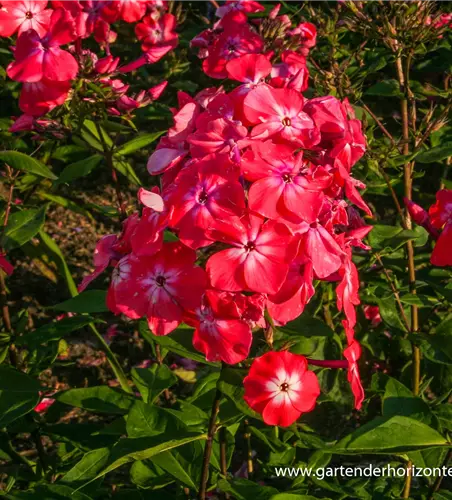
336, 244, 360, 329
95, 54, 120, 74
202, 11, 264, 79
243, 350, 320, 426
288, 22, 317, 55
130, 187, 170, 257
270, 51, 309, 93
226, 53, 272, 120
78, 213, 140, 292
429, 189, 452, 229
187, 289, 252, 365
363, 305, 382, 327
429, 189, 452, 266
242, 141, 325, 223
147, 140, 188, 177
0, 252, 14, 276
119, 43, 173, 73
19, 78, 70, 116
343, 338, 365, 410
216, 0, 265, 18
135, 12, 178, 52
7, 8, 78, 83
0, 0, 52, 38
34, 396, 55, 413
187, 117, 248, 160
404, 197, 439, 240
305, 96, 366, 169
78, 234, 119, 292
267, 246, 315, 326
105, 0, 149, 23
108, 242, 207, 335
243, 86, 319, 147
331, 154, 372, 216
297, 220, 344, 279
206, 213, 297, 294
167, 154, 245, 249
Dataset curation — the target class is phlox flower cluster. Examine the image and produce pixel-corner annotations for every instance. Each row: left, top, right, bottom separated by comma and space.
1, 0, 177, 130
80, 0, 372, 427
406, 189, 452, 267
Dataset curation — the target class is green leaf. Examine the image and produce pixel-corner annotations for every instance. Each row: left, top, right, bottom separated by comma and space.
435, 404, 452, 432
115, 131, 164, 156
62, 447, 110, 486
112, 158, 142, 185
0, 150, 57, 179
56, 386, 135, 414
416, 142, 452, 163
369, 224, 428, 251
9, 484, 93, 499
218, 367, 262, 420
139, 321, 218, 366
81, 120, 112, 151
39, 230, 78, 297
382, 378, 431, 421
126, 401, 169, 438
15, 316, 96, 348
2, 205, 47, 251
0, 365, 41, 426
217, 478, 279, 500
332, 415, 449, 454
279, 315, 334, 338
55, 155, 103, 185
132, 364, 177, 404
366, 79, 403, 97
151, 449, 199, 490
270, 496, 323, 500
52, 290, 108, 313
90, 432, 207, 482
38, 192, 94, 221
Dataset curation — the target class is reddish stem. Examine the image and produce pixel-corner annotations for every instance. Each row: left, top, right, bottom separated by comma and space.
307, 359, 348, 369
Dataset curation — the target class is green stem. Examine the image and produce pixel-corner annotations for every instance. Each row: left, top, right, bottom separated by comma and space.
199, 365, 225, 500
89, 323, 132, 394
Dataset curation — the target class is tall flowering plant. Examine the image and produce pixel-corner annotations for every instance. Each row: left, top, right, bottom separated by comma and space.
82, 1, 371, 426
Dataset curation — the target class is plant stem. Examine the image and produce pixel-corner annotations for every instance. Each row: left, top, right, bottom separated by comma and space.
244, 420, 254, 479
219, 427, 229, 500
89, 323, 132, 394
0, 431, 36, 473
396, 50, 420, 500
375, 254, 410, 332
199, 386, 222, 499
428, 450, 452, 499
94, 121, 126, 218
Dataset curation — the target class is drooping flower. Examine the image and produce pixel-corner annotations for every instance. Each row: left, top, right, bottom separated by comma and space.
243, 350, 320, 426
267, 249, 315, 325
343, 339, 365, 410
187, 289, 252, 365
0, 0, 52, 38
